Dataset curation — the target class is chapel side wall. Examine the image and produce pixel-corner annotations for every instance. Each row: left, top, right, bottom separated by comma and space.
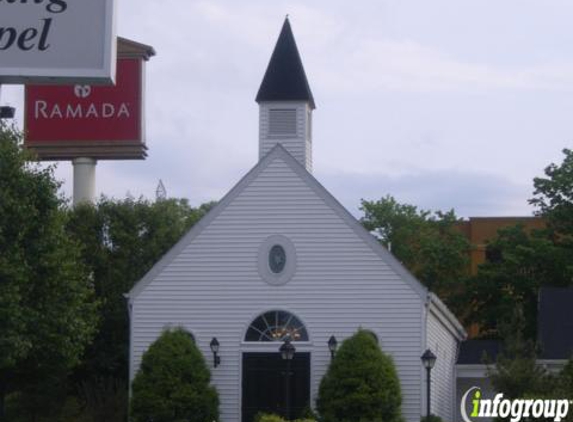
427, 308, 459, 422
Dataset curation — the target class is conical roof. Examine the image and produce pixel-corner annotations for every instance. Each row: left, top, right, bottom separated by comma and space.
255, 18, 315, 109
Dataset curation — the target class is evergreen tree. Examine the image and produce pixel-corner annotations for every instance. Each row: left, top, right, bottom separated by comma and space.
488, 306, 549, 399
130, 328, 219, 422
317, 330, 402, 422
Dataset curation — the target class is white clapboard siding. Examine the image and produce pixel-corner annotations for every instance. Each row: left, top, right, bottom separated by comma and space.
426, 304, 461, 422
259, 102, 312, 171
130, 146, 432, 422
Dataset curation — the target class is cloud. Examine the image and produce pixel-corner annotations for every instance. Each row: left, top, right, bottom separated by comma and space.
314, 38, 573, 94
318, 168, 534, 218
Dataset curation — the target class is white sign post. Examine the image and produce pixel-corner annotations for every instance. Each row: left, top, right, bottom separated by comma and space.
0, 0, 117, 85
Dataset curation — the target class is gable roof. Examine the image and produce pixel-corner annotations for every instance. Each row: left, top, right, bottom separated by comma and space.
255, 18, 316, 109
538, 286, 573, 360
129, 144, 422, 299
127, 145, 465, 338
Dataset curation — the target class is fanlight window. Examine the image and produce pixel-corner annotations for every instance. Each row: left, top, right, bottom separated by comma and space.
245, 311, 308, 342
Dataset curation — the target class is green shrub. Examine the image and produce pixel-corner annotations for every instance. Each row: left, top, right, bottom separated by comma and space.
130, 328, 219, 422
555, 357, 573, 422
317, 329, 402, 422
420, 414, 443, 422
254, 414, 316, 422
255, 414, 288, 422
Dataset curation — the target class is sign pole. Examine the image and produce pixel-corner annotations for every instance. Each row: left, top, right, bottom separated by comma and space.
72, 157, 97, 205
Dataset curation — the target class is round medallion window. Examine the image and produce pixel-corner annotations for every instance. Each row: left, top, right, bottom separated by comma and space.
258, 235, 296, 285
269, 245, 286, 273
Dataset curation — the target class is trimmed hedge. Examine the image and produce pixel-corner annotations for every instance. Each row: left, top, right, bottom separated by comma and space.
255, 413, 316, 422
130, 328, 219, 422
317, 330, 402, 422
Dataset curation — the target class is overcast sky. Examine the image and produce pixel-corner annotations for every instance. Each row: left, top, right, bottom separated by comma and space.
3, 0, 572, 217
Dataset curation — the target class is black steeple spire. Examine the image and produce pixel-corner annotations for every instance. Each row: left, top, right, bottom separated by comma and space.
256, 18, 316, 109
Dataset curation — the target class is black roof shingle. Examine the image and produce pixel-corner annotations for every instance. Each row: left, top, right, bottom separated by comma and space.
255, 18, 315, 109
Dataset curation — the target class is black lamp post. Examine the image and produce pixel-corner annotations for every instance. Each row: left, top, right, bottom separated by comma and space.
328, 335, 338, 359
210, 337, 221, 368
280, 337, 296, 420
421, 349, 437, 421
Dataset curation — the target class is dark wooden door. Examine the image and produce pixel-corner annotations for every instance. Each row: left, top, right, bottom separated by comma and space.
242, 352, 310, 422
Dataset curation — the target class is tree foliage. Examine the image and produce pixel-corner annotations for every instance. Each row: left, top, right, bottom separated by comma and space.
555, 357, 573, 422
462, 224, 571, 339
130, 328, 219, 422
360, 195, 470, 303
530, 148, 573, 238
65, 197, 214, 420
488, 306, 550, 399
488, 308, 573, 422
0, 124, 98, 419
317, 330, 402, 422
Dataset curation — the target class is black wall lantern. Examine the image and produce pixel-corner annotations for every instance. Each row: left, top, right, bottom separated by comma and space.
420, 349, 437, 420
210, 337, 221, 368
328, 335, 338, 359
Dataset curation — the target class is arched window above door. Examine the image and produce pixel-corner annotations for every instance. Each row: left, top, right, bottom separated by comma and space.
245, 310, 309, 342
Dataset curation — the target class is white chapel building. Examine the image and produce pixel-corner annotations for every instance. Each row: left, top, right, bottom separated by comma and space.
128, 18, 466, 422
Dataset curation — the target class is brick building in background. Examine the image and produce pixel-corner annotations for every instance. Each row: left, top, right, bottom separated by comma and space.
456, 216, 546, 275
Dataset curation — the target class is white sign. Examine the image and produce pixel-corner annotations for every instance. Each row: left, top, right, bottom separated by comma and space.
0, 0, 116, 84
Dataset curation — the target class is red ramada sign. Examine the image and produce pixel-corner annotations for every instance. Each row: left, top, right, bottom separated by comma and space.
26, 58, 141, 142
25, 57, 147, 160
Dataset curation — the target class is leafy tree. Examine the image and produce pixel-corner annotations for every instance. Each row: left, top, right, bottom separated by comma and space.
530, 148, 573, 238
317, 330, 402, 422
462, 224, 571, 339
465, 149, 573, 339
130, 327, 219, 422
360, 195, 470, 304
529, 148, 573, 289
66, 197, 214, 419
0, 124, 98, 420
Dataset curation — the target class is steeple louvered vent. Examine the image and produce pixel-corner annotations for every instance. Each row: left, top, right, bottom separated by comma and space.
268, 108, 297, 137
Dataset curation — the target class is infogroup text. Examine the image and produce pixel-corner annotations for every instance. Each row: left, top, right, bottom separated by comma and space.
461, 387, 572, 422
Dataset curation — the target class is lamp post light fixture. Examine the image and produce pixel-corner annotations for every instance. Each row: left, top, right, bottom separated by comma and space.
328, 335, 338, 359
421, 349, 437, 421
280, 337, 296, 420
210, 337, 221, 368
280, 336, 296, 360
